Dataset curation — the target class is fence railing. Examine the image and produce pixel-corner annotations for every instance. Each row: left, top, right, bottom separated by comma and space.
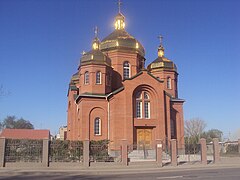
178, 143, 201, 163
89, 140, 115, 162
1, 138, 239, 168
220, 141, 240, 157
5, 139, 43, 163
49, 140, 83, 162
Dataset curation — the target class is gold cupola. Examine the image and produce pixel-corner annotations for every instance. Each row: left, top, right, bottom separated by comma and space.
100, 1, 145, 57
157, 35, 165, 57
115, 13, 125, 30
147, 36, 177, 72
92, 26, 100, 50
80, 27, 111, 67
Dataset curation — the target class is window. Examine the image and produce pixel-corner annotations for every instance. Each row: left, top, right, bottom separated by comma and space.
96, 71, 101, 84
94, 117, 101, 135
136, 92, 142, 118
84, 71, 89, 84
123, 61, 130, 79
167, 77, 171, 89
144, 92, 150, 119
135, 91, 150, 119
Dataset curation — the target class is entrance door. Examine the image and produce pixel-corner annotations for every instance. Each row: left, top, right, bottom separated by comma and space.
137, 128, 152, 150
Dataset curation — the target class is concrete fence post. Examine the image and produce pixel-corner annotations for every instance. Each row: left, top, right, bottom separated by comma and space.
238, 139, 240, 154
156, 139, 163, 167
200, 138, 207, 165
213, 138, 220, 164
83, 140, 90, 167
0, 138, 6, 167
121, 139, 128, 166
42, 139, 49, 167
170, 139, 177, 166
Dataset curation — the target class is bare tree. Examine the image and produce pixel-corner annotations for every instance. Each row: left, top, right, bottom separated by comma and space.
185, 118, 207, 138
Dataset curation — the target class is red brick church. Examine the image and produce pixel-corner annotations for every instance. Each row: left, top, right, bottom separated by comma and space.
67, 6, 185, 151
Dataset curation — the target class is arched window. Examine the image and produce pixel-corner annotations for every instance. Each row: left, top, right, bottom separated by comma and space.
84, 71, 89, 84
123, 61, 130, 79
136, 91, 150, 119
167, 77, 171, 89
136, 92, 142, 118
96, 71, 101, 84
94, 117, 101, 135
144, 92, 150, 119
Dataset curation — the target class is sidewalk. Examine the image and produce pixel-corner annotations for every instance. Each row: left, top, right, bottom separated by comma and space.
1, 157, 240, 175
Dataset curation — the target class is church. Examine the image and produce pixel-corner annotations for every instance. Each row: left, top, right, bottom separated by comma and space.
67, 4, 185, 152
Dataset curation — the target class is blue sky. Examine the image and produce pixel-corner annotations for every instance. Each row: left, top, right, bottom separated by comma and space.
0, 0, 239, 138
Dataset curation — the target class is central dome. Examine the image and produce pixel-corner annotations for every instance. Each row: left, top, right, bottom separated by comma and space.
100, 13, 145, 57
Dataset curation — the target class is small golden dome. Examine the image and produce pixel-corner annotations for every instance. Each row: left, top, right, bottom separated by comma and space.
115, 13, 125, 30
80, 27, 111, 67
147, 36, 177, 72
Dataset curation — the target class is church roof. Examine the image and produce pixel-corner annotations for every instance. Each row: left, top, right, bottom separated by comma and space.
102, 29, 134, 42
100, 30, 145, 57
0, 129, 50, 140
147, 56, 177, 72
80, 49, 111, 66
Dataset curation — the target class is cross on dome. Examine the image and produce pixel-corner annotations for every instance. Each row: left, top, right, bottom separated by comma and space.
92, 26, 100, 50
157, 35, 165, 57
94, 26, 99, 38
158, 35, 163, 46
114, 0, 125, 30
117, 0, 122, 13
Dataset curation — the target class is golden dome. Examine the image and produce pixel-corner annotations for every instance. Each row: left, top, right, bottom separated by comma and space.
81, 34, 111, 66
100, 13, 145, 57
80, 50, 111, 67
148, 36, 177, 72
147, 56, 177, 72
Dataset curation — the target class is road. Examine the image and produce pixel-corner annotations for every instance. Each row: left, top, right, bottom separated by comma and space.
1, 167, 240, 180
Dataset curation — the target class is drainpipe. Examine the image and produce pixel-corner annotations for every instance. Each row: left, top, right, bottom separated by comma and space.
107, 99, 110, 140
106, 93, 113, 140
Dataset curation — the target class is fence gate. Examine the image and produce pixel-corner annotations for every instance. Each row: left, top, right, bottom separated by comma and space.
128, 143, 156, 162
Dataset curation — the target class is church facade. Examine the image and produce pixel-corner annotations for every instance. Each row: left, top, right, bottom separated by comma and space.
67, 9, 185, 151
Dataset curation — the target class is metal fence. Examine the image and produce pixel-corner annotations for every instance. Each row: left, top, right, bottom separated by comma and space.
5, 139, 43, 162
49, 140, 83, 162
128, 144, 156, 162
220, 141, 240, 157
178, 143, 201, 163
89, 140, 115, 162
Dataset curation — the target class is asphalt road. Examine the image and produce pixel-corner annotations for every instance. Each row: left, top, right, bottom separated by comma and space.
1, 167, 240, 180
